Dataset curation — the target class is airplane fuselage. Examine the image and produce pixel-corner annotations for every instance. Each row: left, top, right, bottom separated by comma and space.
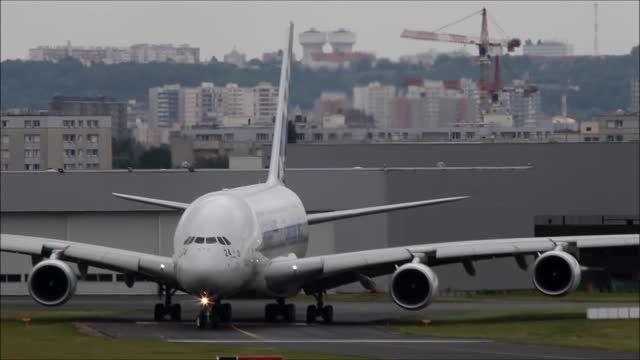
173, 182, 309, 299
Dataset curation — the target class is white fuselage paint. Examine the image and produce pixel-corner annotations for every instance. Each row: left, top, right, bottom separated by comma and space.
173, 182, 309, 299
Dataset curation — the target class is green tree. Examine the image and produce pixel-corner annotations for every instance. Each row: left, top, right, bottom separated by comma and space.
136, 146, 171, 169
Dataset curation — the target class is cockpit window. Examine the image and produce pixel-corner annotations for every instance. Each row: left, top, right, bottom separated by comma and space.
183, 237, 190, 245
194, 237, 204, 244
222, 236, 231, 245
206, 237, 216, 244
187, 237, 195, 244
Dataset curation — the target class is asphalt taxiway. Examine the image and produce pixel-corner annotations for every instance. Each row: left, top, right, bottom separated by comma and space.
2, 296, 638, 359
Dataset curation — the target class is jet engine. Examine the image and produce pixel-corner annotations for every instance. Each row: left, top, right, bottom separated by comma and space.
27, 259, 78, 306
532, 250, 581, 297
390, 263, 439, 310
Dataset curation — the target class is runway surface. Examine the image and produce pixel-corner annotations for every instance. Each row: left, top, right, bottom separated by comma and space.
2, 295, 639, 359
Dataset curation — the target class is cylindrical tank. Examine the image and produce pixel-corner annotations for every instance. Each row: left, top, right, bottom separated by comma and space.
327, 29, 356, 53
299, 29, 327, 64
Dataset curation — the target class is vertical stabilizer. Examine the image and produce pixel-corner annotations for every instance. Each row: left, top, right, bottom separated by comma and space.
267, 22, 294, 184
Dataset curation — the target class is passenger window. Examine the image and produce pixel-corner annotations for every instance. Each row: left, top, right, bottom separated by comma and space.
206, 237, 216, 244
195, 237, 204, 244
222, 237, 231, 245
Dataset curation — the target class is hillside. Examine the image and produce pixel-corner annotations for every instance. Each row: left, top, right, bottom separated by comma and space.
1, 46, 638, 121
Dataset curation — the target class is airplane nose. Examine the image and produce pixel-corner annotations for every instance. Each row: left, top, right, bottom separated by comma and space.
176, 251, 244, 295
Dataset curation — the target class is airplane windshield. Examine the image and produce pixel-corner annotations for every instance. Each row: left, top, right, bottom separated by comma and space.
195, 237, 204, 244
206, 237, 216, 244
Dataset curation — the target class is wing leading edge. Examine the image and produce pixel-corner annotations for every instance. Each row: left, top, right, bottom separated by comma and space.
112, 193, 189, 210
265, 234, 640, 292
306, 196, 469, 225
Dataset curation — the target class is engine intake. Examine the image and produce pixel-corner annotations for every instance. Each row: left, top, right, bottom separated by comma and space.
28, 260, 77, 306
390, 263, 439, 310
533, 250, 581, 297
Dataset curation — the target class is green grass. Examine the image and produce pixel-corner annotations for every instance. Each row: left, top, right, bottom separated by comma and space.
0, 310, 362, 360
293, 291, 640, 303
387, 309, 640, 353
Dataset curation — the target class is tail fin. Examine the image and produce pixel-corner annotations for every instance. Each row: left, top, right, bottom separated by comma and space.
267, 22, 294, 184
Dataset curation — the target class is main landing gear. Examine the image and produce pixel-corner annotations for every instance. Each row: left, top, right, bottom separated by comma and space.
196, 299, 233, 330
306, 292, 333, 323
154, 285, 181, 321
264, 298, 296, 322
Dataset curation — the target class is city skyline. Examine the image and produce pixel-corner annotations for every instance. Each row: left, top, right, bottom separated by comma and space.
2, 1, 639, 62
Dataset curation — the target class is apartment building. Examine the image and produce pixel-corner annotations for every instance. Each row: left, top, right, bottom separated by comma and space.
48, 96, 127, 139
1, 114, 112, 171
353, 82, 396, 128
148, 85, 182, 128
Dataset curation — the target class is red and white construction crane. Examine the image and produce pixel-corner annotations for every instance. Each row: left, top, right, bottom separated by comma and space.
401, 8, 521, 119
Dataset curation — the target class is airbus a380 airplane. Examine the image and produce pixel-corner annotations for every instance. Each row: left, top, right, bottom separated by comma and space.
1, 23, 638, 330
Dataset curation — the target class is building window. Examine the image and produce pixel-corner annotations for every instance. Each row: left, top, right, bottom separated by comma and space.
585, 126, 592, 132
616, 135, 623, 142
1, 135, 8, 145
256, 133, 269, 141
25, 135, 40, 143
1, 150, 9, 159
63, 164, 76, 170
63, 120, 76, 128
607, 135, 615, 142
224, 133, 234, 141
1, 121, 7, 128
86, 163, 99, 169
87, 149, 98, 156
64, 149, 76, 157
451, 132, 461, 140
313, 133, 324, 141
33, 120, 41, 128
88, 134, 99, 143
78, 120, 84, 127
63, 134, 76, 143
328, 133, 338, 141
25, 164, 40, 171
25, 149, 40, 158
25, 120, 32, 128
1, 164, 7, 171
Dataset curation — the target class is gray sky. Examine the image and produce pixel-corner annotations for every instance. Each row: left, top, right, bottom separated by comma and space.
1, 1, 638, 61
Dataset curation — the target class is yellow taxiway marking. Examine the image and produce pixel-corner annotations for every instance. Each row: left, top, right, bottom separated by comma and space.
231, 324, 264, 340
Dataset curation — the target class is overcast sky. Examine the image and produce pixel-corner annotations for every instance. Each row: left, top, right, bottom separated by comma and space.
1, 1, 638, 61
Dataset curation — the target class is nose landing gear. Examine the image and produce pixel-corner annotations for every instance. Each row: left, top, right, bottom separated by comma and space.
196, 299, 233, 330
154, 285, 181, 321
306, 292, 333, 323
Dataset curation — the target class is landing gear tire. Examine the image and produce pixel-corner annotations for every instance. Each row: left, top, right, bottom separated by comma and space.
170, 304, 182, 321
321, 305, 333, 323
306, 292, 333, 323
284, 304, 296, 322
196, 310, 207, 330
219, 303, 232, 323
265, 304, 278, 322
306, 305, 317, 323
154, 304, 165, 321
155, 285, 181, 321
208, 309, 220, 329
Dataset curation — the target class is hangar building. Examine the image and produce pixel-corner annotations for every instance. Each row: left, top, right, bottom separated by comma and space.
1, 143, 638, 295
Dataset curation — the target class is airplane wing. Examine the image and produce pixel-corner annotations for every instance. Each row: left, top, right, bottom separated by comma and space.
306, 196, 469, 225
264, 234, 640, 293
112, 193, 189, 211
0, 234, 179, 287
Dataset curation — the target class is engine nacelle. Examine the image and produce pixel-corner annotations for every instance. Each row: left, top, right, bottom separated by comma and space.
390, 263, 439, 310
533, 250, 581, 297
27, 259, 77, 306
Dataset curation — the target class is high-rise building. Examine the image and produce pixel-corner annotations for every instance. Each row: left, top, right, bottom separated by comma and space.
180, 87, 201, 129
631, 79, 639, 112
29, 42, 199, 65
48, 96, 128, 139
148, 85, 181, 128
200, 83, 224, 125
353, 82, 396, 129
1, 114, 112, 171
253, 82, 279, 125
522, 39, 573, 57
508, 87, 542, 127
223, 48, 247, 67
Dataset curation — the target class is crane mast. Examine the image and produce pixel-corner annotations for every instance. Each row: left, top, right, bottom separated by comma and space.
401, 7, 521, 123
